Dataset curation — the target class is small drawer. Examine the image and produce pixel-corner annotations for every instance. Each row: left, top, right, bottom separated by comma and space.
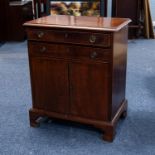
67, 32, 111, 48
28, 42, 111, 61
27, 29, 67, 43
28, 42, 70, 58
69, 46, 110, 61
27, 29, 111, 48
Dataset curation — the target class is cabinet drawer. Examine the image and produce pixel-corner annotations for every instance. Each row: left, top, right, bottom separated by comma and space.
28, 42, 70, 58
69, 46, 110, 61
27, 29, 111, 48
28, 42, 110, 61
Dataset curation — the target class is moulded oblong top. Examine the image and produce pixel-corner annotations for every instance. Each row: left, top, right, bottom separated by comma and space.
24, 15, 131, 32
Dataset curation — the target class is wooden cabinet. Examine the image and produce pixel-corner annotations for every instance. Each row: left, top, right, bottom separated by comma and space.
24, 15, 131, 142
8, 1, 33, 41
112, 0, 142, 38
0, 0, 33, 41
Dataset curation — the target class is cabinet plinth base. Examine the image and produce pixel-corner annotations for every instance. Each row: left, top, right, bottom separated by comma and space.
29, 100, 127, 142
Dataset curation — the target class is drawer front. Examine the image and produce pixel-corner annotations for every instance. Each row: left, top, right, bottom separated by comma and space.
27, 29, 111, 47
28, 42, 110, 61
67, 32, 111, 48
69, 46, 110, 61
28, 42, 70, 58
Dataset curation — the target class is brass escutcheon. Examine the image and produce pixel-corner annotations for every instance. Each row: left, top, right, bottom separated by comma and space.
89, 35, 96, 43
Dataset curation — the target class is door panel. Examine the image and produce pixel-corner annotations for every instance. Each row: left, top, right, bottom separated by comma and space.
30, 58, 69, 114
69, 62, 110, 121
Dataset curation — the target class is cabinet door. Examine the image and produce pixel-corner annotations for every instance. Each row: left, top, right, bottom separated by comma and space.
30, 58, 69, 114
69, 62, 110, 121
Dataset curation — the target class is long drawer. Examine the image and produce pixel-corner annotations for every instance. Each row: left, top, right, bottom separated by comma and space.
28, 42, 111, 61
27, 29, 112, 48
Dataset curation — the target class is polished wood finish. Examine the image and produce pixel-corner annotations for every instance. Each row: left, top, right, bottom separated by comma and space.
24, 15, 130, 31
69, 62, 110, 121
29, 42, 110, 60
30, 58, 69, 113
27, 29, 111, 47
24, 15, 131, 142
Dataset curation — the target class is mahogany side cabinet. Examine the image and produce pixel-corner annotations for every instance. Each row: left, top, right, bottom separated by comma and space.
24, 15, 131, 142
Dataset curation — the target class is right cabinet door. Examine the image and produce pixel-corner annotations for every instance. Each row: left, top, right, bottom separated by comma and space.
69, 62, 110, 121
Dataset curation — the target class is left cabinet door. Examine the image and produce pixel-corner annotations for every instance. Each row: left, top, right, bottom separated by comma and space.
30, 58, 69, 114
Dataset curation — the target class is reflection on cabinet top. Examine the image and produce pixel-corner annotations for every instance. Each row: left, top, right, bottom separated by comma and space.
24, 15, 131, 32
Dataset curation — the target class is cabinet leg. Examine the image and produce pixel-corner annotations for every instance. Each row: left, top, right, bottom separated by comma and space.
29, 110, 40, 127
121, 110, 127, 119
121, 100, 128, 119
102, 126, 116, 142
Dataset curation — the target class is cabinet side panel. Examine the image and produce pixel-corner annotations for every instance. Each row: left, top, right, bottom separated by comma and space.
112, 26, 128, 119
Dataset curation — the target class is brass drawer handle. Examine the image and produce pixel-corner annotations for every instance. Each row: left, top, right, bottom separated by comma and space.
37, 31, 44, 38
40, 46, 46, 52
89, 35, 96, 43
90, 51, 98, 59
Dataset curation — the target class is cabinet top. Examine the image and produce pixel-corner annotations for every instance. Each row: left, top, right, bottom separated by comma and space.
24, 15, 131, 32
